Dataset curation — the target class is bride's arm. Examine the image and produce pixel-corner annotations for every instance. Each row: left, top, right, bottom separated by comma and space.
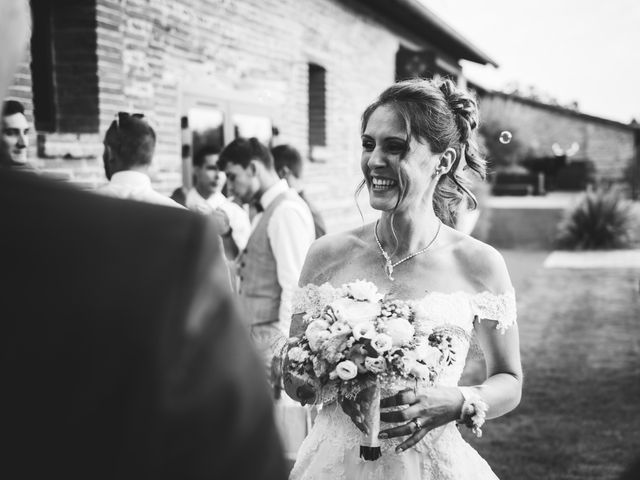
470, 322, 522, 418
467, 246, 523, 420
473, 319, 522, 417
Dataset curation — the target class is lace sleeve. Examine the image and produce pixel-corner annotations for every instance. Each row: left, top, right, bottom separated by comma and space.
470, 288, 517, 334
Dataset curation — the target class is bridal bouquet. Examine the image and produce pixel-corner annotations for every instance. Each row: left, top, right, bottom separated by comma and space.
286, 280, 455, 461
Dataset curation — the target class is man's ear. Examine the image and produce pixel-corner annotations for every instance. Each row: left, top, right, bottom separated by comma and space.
276, 166, 290, 180
103, 145, 115, 165
248, 159, 262, 176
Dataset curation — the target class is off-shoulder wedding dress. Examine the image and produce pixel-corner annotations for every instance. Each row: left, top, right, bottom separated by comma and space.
288, 283, 517, 480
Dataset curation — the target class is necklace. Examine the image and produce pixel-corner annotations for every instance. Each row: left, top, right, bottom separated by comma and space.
374, 219, 442, 281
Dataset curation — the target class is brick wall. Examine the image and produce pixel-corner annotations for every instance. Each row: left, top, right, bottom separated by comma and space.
479, 92, 638, 185
11, 0, 448, 229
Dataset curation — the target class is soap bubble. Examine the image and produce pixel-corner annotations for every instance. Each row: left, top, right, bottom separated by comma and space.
499, 131, 513, 144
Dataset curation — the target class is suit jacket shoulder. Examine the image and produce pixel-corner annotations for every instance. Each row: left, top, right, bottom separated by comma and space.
0, 170, 287, 480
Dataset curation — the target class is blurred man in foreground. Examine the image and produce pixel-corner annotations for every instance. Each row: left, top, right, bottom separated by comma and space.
0, 3, 286, 478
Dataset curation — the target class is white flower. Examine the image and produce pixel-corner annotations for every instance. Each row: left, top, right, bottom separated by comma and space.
411, 302, 429, 322
413, 342, 442, 366
364, 356, 387, 374
306, 319, 330, 333
371, 333, 393, 354
330, 321, 351, 336
344, 280, 383, 303
287, 346, 309, 363
410, 361, 433, 381
384, 317, 415, 347
335, 360, 358, 380
352, 321, 376, 340
307, 329, 330, 352
330, 297, 380, 328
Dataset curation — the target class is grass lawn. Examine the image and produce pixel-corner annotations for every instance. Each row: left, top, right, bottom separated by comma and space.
461, 252, 640, 480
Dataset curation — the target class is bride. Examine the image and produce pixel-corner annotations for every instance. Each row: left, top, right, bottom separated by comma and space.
284, 78, 522, 479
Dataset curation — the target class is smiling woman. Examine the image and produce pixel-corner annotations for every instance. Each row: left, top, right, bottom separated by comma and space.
284, 78, 522, 480
359, 79, 485, 230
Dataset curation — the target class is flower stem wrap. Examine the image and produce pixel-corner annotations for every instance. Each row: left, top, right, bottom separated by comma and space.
359, 383, 381, 461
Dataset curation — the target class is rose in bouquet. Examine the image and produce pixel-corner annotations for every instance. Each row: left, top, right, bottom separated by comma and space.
286, 280, 456, 460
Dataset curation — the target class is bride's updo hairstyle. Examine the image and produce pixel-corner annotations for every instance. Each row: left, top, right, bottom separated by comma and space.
360, 78, 486, 226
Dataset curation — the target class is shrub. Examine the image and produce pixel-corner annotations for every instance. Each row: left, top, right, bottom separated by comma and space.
555, 187, 633, 250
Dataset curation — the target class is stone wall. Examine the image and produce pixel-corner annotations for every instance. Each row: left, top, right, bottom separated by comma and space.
479, 92, 639, 186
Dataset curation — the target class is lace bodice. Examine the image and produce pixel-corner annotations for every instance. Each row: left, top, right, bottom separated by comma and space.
292, 283, 516, 333
291, 283, 517, 402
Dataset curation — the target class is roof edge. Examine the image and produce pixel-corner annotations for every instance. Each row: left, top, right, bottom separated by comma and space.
485, 90, 638, 131
393, 0, 499, 67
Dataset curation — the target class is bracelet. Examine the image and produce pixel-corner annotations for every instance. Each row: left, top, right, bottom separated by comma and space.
457, 386, 489, 438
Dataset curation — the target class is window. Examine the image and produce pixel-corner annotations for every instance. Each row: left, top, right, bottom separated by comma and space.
232, 113, 273, 145
30, 0, 56, 132
189, 107, 226, 156
180, 92, 276, 189
308, 63, 326, 147
395, 46, 460, 82
30, 0, 99, 133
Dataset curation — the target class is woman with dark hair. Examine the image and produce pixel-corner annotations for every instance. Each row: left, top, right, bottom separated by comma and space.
284, 78, 522, 479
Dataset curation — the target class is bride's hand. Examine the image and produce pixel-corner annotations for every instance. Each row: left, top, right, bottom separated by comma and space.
378, 387, 464, 453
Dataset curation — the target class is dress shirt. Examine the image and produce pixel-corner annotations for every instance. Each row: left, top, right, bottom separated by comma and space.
186, 188, 251, 251
253, 179, 315, 334
97, 171, 183, 208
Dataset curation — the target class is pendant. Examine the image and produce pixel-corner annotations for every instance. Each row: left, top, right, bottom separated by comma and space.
385, 259, 394, 281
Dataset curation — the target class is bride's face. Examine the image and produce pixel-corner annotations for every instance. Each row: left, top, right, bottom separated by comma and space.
361, 105, 439, 213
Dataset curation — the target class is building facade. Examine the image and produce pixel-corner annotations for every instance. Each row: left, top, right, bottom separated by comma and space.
479, 91, 640, 193
9, 0, 494, 232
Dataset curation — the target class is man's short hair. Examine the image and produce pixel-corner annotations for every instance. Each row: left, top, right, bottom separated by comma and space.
218, 137, 272, 170
2, 100, 25, 118
271, 144, 303, 178
104, 113, 156, 168
193, 145, 220, 168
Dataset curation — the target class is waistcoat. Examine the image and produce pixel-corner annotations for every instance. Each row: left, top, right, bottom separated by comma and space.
237, 189, 304, 326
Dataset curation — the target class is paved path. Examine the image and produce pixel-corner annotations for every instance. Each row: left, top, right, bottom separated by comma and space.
544, 249, 640, 269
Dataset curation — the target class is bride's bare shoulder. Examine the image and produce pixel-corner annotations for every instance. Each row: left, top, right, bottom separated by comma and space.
299, 223, 373, 286
449, 230, 513, 294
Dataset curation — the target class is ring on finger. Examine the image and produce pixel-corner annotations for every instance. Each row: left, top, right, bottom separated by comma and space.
411, 418, 423, 431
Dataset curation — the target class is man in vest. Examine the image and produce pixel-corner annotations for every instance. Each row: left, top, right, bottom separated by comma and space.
218, 137, 315, 389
